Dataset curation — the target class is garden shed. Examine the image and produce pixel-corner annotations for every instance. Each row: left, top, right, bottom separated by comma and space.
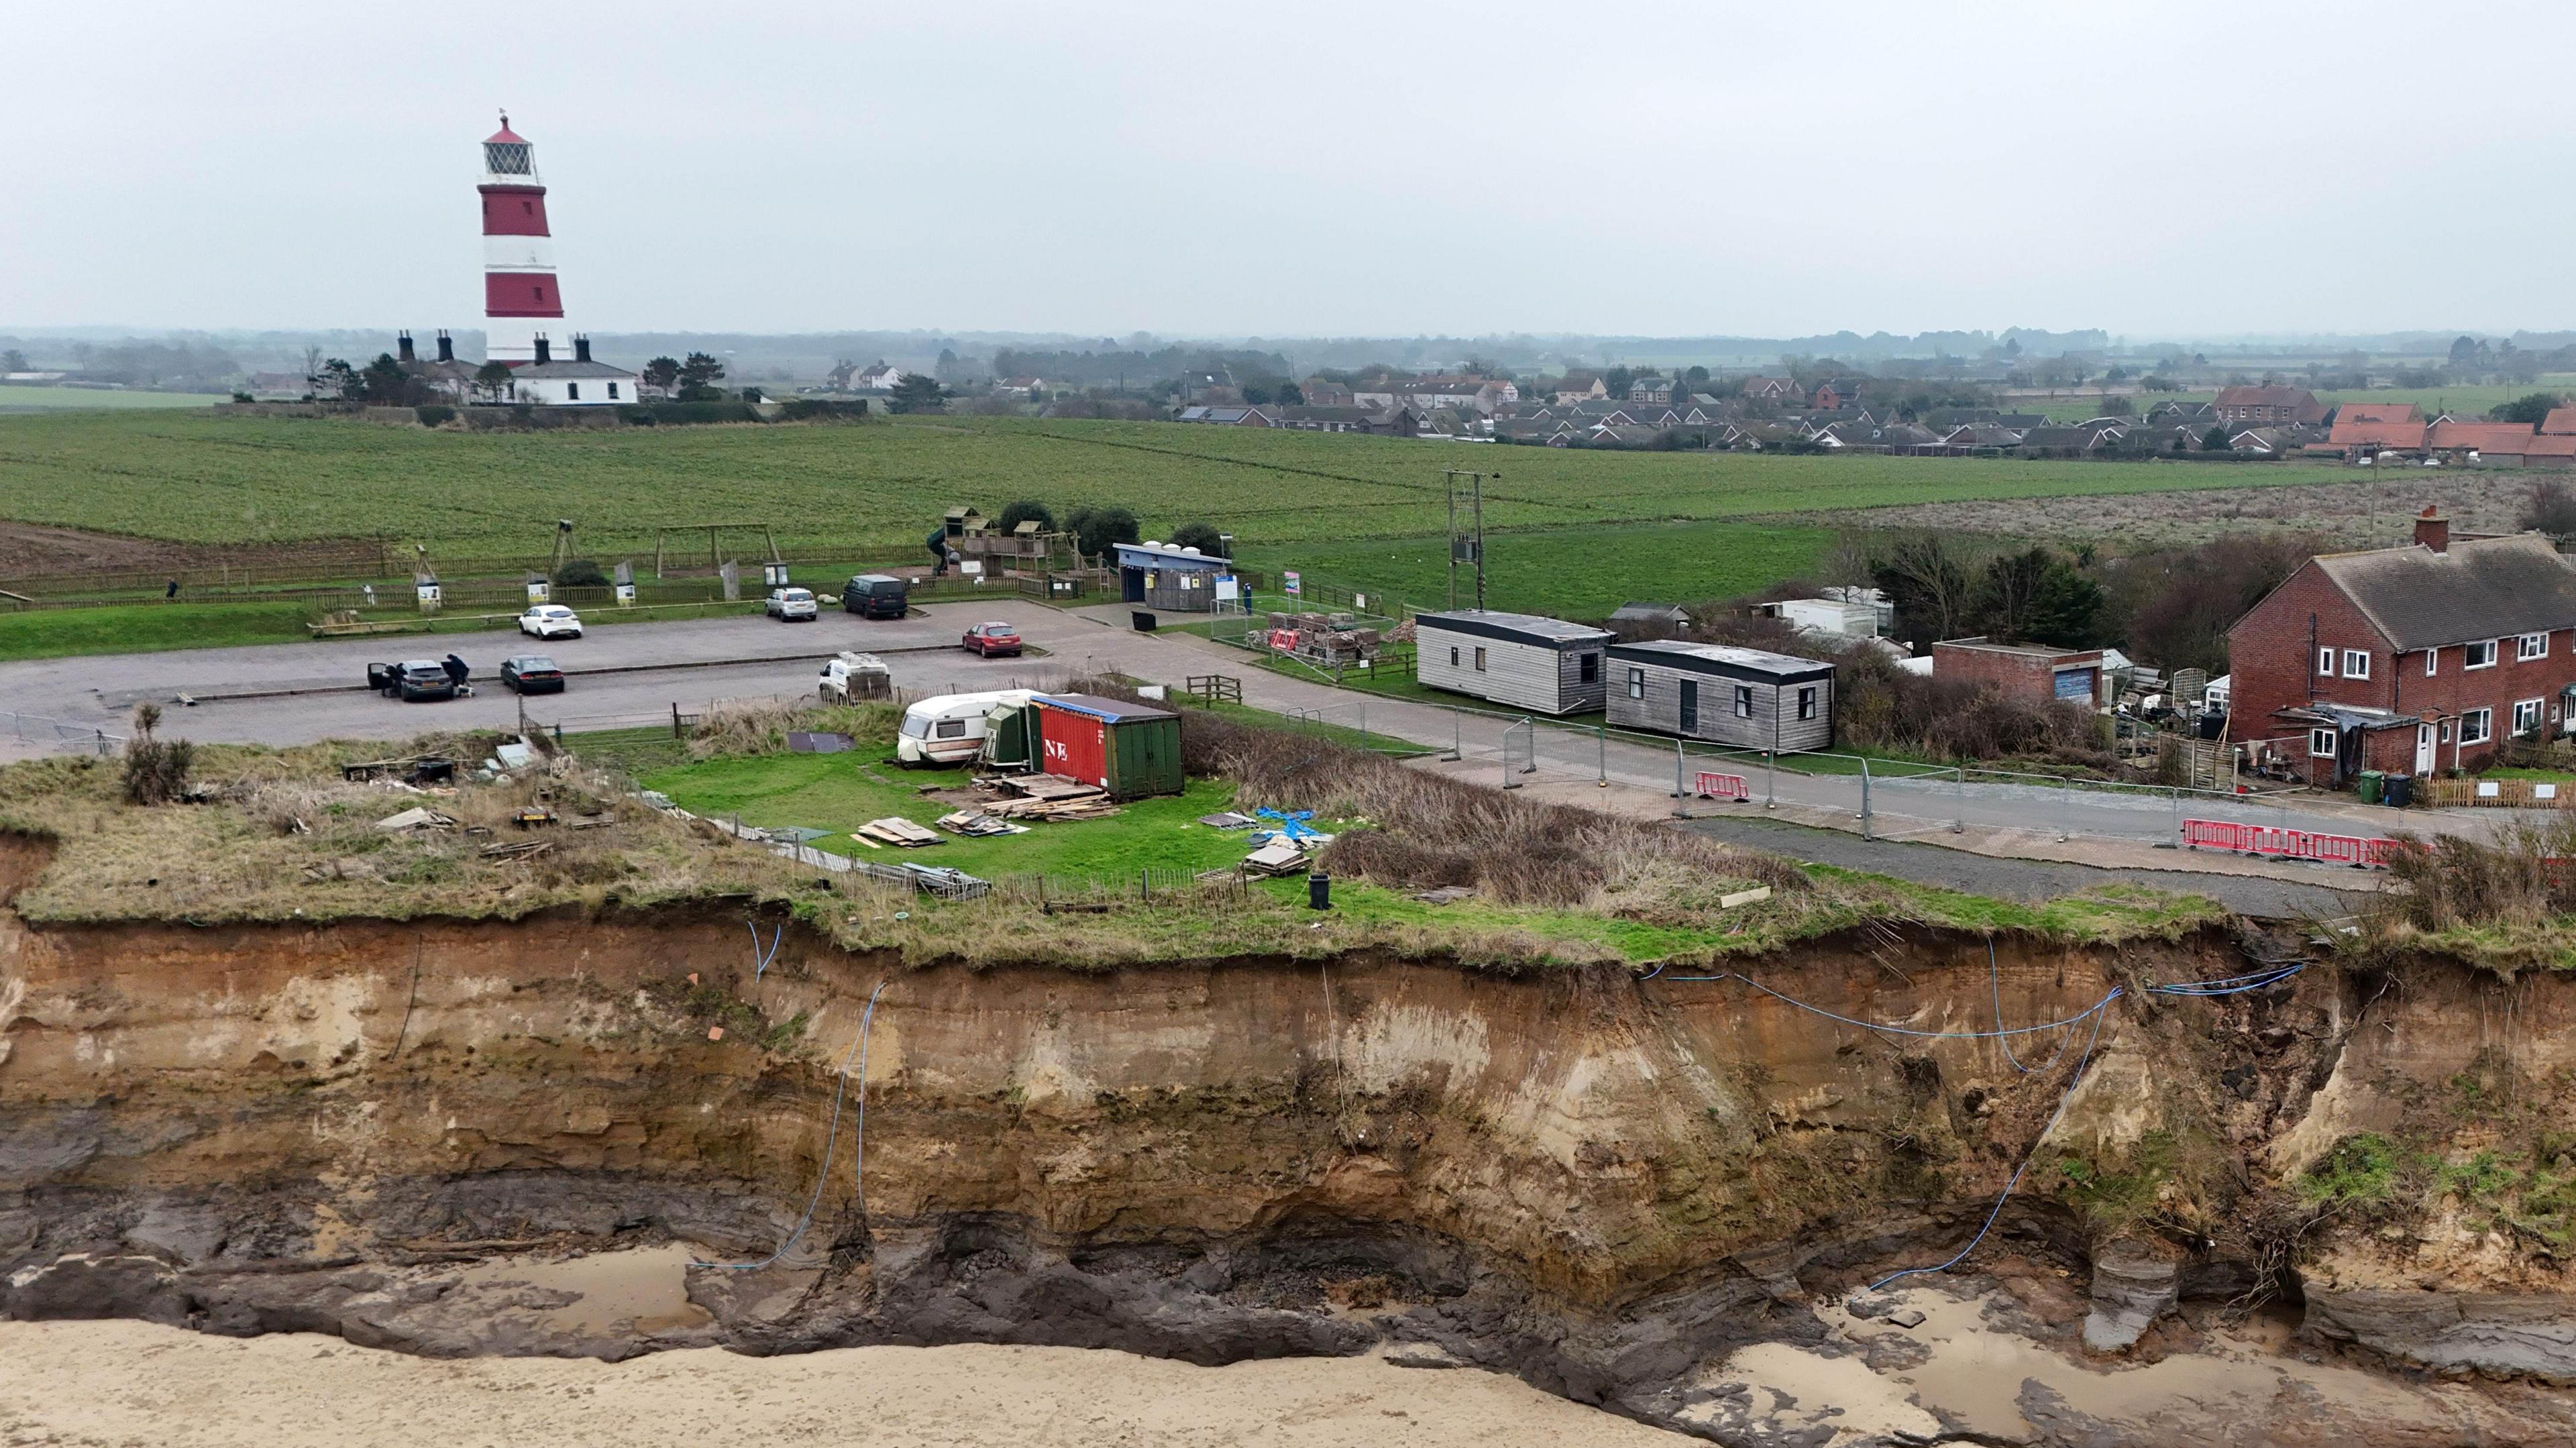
1032, 693, 1185, 799
1414, 610, 1615, 715
1606, 640, 1835, 750
1114, 541, 1233, 612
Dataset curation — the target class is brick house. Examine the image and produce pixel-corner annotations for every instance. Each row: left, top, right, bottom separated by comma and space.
2212, 385, 2328, 425
2224, 508, 2576, 787
1930, 638, 2106, 704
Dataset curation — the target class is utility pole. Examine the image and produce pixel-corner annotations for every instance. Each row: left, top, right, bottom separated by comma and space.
1444, 469, 1494, 611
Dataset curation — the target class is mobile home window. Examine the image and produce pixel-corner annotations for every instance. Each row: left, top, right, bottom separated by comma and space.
2461, 708, 2493, 744
934, 718, 967, 740
1578, 652, 1599, 683
1733, 685, 1754, 718
1626, 667, 1644, 699
1449, 646, 1460, 667
1796, 685, 1818, 721
1473, 647, 1487, 672
2341, 649, 2369, 679
2316, 647, 2334, 675
2516, 698, 2544, 734
2466, 639, 2498, 669
2308, 728, 2335, 758
2522, 632, 2550, 661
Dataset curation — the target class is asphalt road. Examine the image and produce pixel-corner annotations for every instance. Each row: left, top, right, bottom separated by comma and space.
1680, 814, 2372, 922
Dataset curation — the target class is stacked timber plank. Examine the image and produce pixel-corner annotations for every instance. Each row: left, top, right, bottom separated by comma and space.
979, 773, 1119, 822
855, 817, 944, 848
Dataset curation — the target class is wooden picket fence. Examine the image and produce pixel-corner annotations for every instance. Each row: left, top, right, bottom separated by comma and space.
2418, 777, 2576, 809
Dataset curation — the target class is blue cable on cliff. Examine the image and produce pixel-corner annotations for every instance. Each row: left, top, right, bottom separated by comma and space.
748, 920, 785, 982
692, 980, 888, 1272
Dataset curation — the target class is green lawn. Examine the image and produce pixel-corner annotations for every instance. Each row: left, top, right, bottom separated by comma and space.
0, 411, 2316, 562
0, 386, 219, 412
1236, 518, 1834, 620
641, 751, 1271, 879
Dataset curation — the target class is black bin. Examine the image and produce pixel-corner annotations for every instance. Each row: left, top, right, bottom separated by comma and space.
1307, 872, 1331, 911
2383, 773, 2414, 808
1131, 610, 1158, 632
2198, 712, 2225, 740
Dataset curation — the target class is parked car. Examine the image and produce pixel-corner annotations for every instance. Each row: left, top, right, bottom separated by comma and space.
962, 620, 1023, 657
818, 651, 892, 704
500, 655, 566, 693
518, 604, 584, 639
841, 573, 909, 620
367, 661, 398, 695
394, 659, 458, 702
765, 587, 819, 622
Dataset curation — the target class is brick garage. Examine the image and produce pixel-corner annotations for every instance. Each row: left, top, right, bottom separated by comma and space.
1930, 638, 2106, 706
2226, 509, 2576, 787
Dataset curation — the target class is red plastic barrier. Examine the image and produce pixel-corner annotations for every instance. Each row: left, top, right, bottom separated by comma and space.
2180, 818, 2394, 869
1695, 771, 1750, 801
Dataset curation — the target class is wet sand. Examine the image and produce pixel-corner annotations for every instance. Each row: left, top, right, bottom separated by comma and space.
0, 1319, 1693, 1448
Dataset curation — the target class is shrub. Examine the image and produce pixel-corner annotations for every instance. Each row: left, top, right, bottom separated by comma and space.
121, 703, 195, 805
997, 500, 1057, 533
1167, 521, 1226, 556
553, 559, 612, 589
415, 404, 457, 427
1067, 505, 1141, 559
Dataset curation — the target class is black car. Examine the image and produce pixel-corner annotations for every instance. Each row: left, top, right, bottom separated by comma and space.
394, 660, 458, 702
500, 655, 566, 693
842, 573, 910, 619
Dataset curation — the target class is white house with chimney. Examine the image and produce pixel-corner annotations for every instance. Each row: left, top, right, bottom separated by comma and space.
504, 334, 635, 407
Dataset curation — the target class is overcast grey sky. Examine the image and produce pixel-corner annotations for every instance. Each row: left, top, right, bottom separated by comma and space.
6, 3, 2573, 341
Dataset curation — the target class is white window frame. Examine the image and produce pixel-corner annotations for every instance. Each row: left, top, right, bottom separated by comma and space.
1733, 684, 1754, 718
1472, 646, 1487, 673
2316, 646, 2334, 675
2460, 708, 2493, 745
2308, 728, 2336, 759
2516, 698, 2544, 735
2521, 632, 2550, 661
2425, 648, 2438, 677
2341, 649, 2371, 679
1626, 667, 1645, 700
2465, 639, 2499, 670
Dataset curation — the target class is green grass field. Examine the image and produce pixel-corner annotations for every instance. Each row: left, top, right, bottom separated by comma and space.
0, 410, 2314, 559
0, 386, 219, 412
1238, 518, 1833, 618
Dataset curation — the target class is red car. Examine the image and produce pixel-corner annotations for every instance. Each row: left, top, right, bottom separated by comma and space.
963, 621, 1023, 658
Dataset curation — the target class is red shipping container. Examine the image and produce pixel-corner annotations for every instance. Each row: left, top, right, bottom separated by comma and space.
1038, 704, 1109, 787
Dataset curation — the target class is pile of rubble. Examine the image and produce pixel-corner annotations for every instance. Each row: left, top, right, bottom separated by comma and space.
1260, 610, 1382, 667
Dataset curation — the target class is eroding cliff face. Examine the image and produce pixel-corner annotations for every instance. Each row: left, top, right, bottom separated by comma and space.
3, 830, 2573, 1441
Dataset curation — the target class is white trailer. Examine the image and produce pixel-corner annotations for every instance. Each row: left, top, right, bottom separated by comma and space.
1413, 610, 1615, 715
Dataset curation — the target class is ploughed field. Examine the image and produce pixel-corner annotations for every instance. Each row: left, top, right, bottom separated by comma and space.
2, 410, 2307, 558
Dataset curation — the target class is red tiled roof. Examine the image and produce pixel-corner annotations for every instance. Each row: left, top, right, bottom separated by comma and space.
2326, 418, 2428, 449
2526, 433, 2576, 457
2337, 402, 2422, 425
2541, 408, 2576, 436
2426, 421, 2535, 453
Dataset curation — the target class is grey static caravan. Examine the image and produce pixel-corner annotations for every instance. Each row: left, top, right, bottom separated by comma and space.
1413, 610, 1615, 715
1606, 640, 1835, 750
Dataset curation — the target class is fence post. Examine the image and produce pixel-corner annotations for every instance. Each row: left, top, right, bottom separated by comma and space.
1765, 750, 1776, 810
2058, 777, 2072, 843
1358, 700, 1367, 749
1672, 740, 1688, 818
1860, 757, 1873, 840
1599, 720, 1609, 786
1445, 709, 1462, 763
1953, 765, 1966, 834
671, 702, 682, 740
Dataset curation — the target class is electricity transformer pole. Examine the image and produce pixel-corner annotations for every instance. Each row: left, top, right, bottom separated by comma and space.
1444, 469, 1495, 610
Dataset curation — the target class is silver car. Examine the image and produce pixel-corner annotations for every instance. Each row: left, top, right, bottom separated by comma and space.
765, 587, 819, 621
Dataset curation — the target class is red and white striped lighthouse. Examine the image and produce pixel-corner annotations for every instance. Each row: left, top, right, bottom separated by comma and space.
478, 113, 568, 364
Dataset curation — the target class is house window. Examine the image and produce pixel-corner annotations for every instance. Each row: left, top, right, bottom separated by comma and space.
1449, 647, 1460, 667
2461, 708, 2493, 745
2308, 728, 2336, 759
2316, 647, 2334, 675
1797, 685, 1818, 720
608, 382, 620, 400
2426, 649, 2438, 677
2516, 699, 2544, 735
1626, 667, 1645, 700
1733, 685, 1754, 718
2341, 649, 2370, 679
2521, 632, 2550, 661
1473, 647, 1487, 673
567, 383, 580, 400
2466, 639, 2498, 669
1578, 652, 1599, 683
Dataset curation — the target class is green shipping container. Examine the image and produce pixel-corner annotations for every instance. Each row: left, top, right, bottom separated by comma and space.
1032, 693, 1185, 800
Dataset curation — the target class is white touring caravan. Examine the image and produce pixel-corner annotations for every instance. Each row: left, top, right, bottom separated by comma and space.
896, 689, 1040, 765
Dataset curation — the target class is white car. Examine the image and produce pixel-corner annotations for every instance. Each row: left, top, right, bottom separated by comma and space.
765, 587, 819, 622
518, 604, 584, 639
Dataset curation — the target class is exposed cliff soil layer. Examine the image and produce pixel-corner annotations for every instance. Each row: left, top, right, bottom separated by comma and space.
3, 832, 2572, 1445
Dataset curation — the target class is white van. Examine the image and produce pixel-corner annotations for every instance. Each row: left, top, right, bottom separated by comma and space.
896, 689, 1039, 765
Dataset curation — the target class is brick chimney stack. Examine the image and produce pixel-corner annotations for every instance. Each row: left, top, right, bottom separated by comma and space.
2414, 505, 2450, 553
435, 330, 453, 363
573, 335, 590, 364
533, 334, 551, 366
396, 331, 415, 363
